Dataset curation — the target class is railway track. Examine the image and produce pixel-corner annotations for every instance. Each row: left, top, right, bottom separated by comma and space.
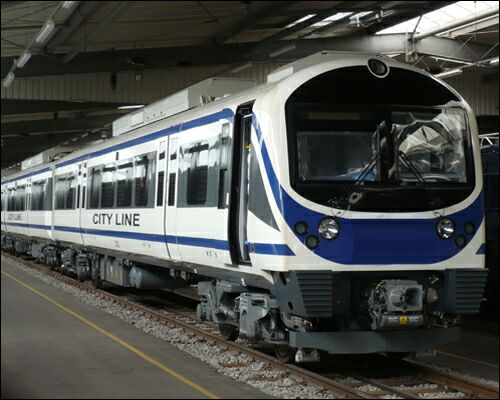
3, 251, 498, 399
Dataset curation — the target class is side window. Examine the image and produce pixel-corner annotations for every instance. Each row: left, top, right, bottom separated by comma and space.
117, 161, 133, 207
66, 175, 76, 209
56, 173, 76, 210
16, 185, 26, 211
101, 164, 116, 208
248, 146, 278, 229
88, 167, 102, 209
56, 176, 65, 209
45, 178, 53, 211
134, 152, 156, 207
7, 188, 14, 211
31, 181, 43, 211
186, 142, 209, 205
168, 139, 178, 206
157, 142, 166, 207
218, 123, 231, 209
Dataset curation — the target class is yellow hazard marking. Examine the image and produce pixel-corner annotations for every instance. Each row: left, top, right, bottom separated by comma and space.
1, 270, 219, 399
399, 316, 408, 325
436, 350, 499, 369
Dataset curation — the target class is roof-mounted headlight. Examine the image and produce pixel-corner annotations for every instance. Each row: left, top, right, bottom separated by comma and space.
318, 217, 340, 240
367, 58, 389, 78
436, 218, 455, 239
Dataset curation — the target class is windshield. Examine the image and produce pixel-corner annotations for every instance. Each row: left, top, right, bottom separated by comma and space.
393, 110, 467, 183
294, 108, 469, 185
285, 65, 474, 211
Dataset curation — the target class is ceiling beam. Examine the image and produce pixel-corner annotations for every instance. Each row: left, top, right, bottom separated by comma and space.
2, 34, 497, 79
45, 1, 101, 52
63, 1, 133, 63
203, 1, 299, 46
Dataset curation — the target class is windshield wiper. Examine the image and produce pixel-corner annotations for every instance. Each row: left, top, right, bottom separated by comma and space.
328, 138, 384, 210
398, 151, 444, 209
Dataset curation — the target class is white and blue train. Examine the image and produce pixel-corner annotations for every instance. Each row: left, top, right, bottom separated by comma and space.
1, 52, 488, 362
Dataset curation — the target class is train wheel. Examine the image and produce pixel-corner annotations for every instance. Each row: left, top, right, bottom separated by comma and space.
218, 323, 239, 341
273, 344, 297, 363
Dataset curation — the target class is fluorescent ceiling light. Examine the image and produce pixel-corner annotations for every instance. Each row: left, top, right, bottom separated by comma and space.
117, 105, 144, 110
230, 62, 253, 73
286, 14, 315, 28
16, 50, 32, 68
35, 19, 55, 44
269, 44, 296, 58
62, 1, 76, 8
2, 72, 15, 88
434, 68, 462, 79
490, 57, 499, 65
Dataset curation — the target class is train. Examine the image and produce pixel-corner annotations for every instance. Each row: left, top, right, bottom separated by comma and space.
480, 133, 499, 313
1, 52, 488, 363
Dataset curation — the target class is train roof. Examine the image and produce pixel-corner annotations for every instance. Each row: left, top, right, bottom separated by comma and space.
1, 51, 465, 186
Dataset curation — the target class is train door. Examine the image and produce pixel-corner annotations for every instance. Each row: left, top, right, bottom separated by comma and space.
26, 178, 32, 236
77, 162, 87, 244
157, 140, 171, 259
165, 137, 180, 260
228, 103, 253, 265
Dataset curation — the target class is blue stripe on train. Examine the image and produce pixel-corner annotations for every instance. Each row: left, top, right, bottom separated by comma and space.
3, 222, 293, 255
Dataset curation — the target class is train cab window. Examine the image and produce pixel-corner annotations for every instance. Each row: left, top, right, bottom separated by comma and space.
101, 164, 116, 208
134, 152, 156, 207
55, 173, 76, 210
117, 161, 133, 207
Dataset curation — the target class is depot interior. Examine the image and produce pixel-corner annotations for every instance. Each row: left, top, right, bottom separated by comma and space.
1, 0, 499, 371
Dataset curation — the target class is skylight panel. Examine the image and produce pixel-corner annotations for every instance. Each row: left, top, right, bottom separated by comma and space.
311, 12, 352, 28
286, 14, 315, 28
376, 1, 499, 35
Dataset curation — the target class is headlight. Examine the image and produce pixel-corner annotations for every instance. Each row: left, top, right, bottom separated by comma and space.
318, 217, 340, 240
436, 218, 455, 239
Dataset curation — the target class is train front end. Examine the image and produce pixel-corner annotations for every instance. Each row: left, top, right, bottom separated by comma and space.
256, 53, 487, 359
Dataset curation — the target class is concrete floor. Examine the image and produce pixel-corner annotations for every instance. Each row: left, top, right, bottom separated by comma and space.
1, 259, 270, 399
416, 328, 499, 382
